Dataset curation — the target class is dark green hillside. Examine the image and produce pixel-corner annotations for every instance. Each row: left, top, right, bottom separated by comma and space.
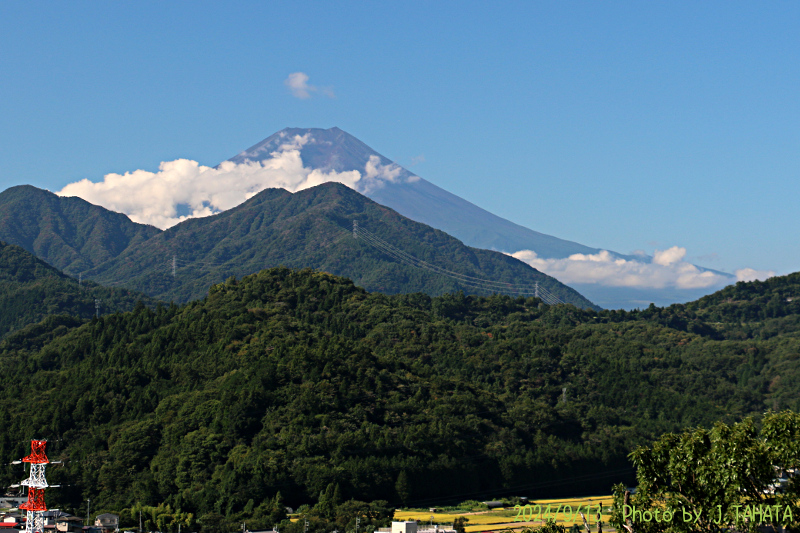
0, 241, 162, 338
0, 185, 160, 274
0, 267, 798, 518
84, 182, 596, 308
0, 183, 595, 308
598, 272, 800, 341
685, 272, 800, 322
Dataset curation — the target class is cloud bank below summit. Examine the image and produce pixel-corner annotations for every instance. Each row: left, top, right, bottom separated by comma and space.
511, 248, 774, 290
57, 135, 411, 230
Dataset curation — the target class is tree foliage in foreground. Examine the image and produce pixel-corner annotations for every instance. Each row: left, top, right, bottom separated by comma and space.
610, 410, 800, 533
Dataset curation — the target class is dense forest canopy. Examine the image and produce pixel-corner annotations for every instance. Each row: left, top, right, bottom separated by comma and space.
0, 241, 161, 339
0, 266, 797, 529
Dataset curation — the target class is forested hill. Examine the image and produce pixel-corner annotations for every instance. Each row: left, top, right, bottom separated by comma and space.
81, 182, 596, 308
1, 267, 798, 517
0, 185, 160, 273
0, 183, 596, 309
597, 273, 800, 341
684, 272, 800, 322
0, 241, 161, 338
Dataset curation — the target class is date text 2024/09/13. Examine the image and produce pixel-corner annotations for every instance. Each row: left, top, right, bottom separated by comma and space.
513, 503, 603, 523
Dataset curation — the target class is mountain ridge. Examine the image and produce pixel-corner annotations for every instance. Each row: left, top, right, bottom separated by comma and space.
82, 182, 598, 308
0, 182, 597, 308
0, 185, 160, 274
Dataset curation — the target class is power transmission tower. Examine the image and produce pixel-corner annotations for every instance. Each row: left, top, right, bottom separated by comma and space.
172, 255, 177, 278
95, 299, 100, 318
535, 282, 539, 299
353, 220, 358, 239
18, 440, 50, 533
78, 273, 82, 288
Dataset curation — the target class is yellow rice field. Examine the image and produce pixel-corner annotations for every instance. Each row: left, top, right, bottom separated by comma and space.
396, 495, 614, 532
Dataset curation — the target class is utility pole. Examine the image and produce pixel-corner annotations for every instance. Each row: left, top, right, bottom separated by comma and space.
172, 255, 177, 278
139, 510, 142, 533
86, 499, 90, 526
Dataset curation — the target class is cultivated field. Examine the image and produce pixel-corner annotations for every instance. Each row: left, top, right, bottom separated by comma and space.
396, 495, 614, 532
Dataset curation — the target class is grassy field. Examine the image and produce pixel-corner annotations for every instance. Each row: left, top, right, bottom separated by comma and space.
395, 495, 614, 533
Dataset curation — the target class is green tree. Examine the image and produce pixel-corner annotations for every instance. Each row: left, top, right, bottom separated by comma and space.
536, 522, 567, 533
610, 410, 800, 533
395, 471, 410, 506
452, 517, 469, 533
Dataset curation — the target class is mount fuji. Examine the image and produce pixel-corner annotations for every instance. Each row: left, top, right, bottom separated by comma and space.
230, 127, 611, 260
229, 127, 734, 308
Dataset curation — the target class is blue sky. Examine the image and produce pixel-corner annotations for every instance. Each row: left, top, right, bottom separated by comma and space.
1, 1, 798, 276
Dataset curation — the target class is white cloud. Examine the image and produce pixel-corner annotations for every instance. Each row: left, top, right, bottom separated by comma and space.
278, 132, 311, 151
285, 72, 312, 99
511, 248, 733, 290
652, 246, 686, 266
361, 155, 418, 191
284, 72, 334, 99
735, 268, 775, 283
56, 135, 414, 229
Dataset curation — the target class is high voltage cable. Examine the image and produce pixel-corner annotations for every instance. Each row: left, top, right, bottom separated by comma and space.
354, 223, 567, 304
356, 229, 531, 296
357, 225, 536, 289
68, 221, 568, 306
354, 224, 564, 302
358, 231, 564, 304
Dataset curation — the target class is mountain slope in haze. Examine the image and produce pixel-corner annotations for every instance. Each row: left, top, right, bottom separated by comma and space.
0, 185, 161, 274
84, 182, 598, 309
0, 241, 162, 338
230, 127, 623, 260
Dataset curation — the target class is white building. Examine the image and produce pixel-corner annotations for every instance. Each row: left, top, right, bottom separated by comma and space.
376, 521, 456, 533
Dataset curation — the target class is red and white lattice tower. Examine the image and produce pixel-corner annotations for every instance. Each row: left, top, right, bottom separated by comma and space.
19, 440, 49, 533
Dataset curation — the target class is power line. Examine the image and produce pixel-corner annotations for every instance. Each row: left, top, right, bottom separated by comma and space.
353, 222, 568, 304
65, 221, 569, 306
355, 223, 561, 299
